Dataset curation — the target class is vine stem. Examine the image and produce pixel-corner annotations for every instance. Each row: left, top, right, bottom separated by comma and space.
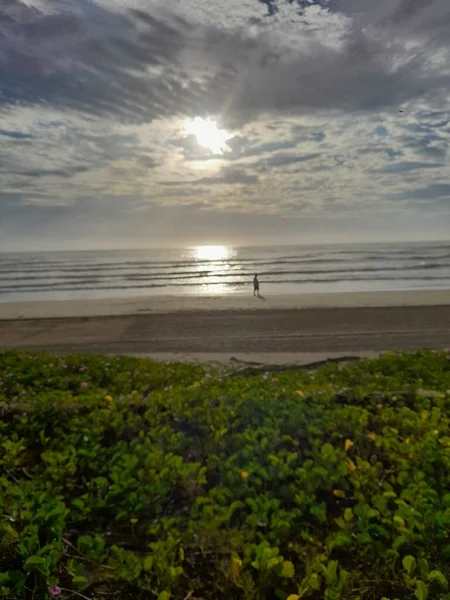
59, 587, 92, 600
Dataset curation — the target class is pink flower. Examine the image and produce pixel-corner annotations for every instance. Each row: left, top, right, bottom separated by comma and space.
80, 381, 89, 388
187, 450, 195, 458
48, 586, 61, 597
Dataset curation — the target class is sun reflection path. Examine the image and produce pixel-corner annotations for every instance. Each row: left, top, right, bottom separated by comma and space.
192, 245, 230, 261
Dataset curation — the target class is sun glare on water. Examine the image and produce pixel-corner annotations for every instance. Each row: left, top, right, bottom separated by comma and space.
194, 245, 230, 261
184, 117, 231, 154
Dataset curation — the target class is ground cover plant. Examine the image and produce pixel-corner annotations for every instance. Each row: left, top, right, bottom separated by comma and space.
1, 349, 450, 600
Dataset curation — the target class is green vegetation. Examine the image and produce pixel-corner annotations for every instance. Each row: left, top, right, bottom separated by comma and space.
1, 350, 450, 600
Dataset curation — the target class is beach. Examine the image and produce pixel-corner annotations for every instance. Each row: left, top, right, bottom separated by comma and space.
1, 290, 450, 364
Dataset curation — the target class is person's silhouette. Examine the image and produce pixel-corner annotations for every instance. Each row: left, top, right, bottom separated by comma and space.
253, 274, 260, 297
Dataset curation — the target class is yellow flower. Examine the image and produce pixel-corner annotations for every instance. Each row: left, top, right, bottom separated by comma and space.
333, 489, 345, 498
404, 438, 411, 445
295, 390, 305, 397
367, 432, 377, 441
240, 471, 249, 479
287, 595, 300, 600
105, 395, 113, 402
344, 439, 353, 451
231, 557, 242, 578
347, 459, 357, 473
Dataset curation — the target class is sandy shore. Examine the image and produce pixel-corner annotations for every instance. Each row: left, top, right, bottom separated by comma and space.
1, 303, 450, 362
2, 289, 450, 320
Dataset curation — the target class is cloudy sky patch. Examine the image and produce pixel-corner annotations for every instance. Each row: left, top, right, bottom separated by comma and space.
0, 0, 449, 250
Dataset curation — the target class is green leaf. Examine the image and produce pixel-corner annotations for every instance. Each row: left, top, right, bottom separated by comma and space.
23, 556, 45, 572
418, 559, 429, 577
402, 555, 417, 575
429, 570, 448, 589
279, 561, 295, 578
415, 580, 428, 600
344, 508, 353, 522
320, 443, 337, 462
330, 532, 351, 549
77, 535, 93, 552
326, 561, 338, 585
310, 502, 327, 523
143, 556, 153, 571
157, 593, 170, 600
393, 535, 407, 550
268, 556, 282, 570
309, 573, 321, 591
72, 576, 89, 588
0, 573, 9, 585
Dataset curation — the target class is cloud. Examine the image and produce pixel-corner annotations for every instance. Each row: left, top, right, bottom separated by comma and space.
376, 161, 444, 174
194, 166, 260, 185
255, 152, 322, 171
1, 0, 449, 122
0, 0, 449, 249
392, 183, 450, 201
0, 129, 33, 139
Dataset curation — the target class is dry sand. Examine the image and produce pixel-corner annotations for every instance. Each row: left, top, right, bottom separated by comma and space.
1, 292, 450, 364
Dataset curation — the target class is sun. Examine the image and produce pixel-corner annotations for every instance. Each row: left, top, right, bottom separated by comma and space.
184, 117, 231, 155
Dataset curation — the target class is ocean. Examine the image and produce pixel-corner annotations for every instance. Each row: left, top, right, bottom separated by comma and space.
1, 242, 450, 302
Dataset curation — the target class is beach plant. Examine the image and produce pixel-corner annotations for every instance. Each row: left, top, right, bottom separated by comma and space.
1, 349, 450, 599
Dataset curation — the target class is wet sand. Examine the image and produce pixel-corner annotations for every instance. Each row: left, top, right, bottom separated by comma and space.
2, 290, 450, 320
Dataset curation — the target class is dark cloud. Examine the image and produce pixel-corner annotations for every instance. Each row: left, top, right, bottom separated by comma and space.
163, 166, 260, 186
0, 1, 192, 120
1, 0, 449, 124
375, 161, 443, 174
227, 137, 300, 157
0, 129, 33, 139
18, 167, 90, 178
195, 166, 260, 185
255, 152, 321, 171
392, 183, 450, 201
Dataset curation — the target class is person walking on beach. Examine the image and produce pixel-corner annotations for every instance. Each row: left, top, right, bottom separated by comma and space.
253, 274, 260, 297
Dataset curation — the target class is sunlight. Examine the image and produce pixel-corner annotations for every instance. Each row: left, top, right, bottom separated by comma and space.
193, 245, 230, 261
184, 117, 231, 154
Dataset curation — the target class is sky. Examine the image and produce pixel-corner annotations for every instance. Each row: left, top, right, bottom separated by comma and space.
1, 0, 450, 251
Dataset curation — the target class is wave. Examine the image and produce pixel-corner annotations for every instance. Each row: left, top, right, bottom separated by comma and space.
2, 243, 450, 299
1, 261, 449, 284
2, 254, 450, 276
2, 274, 450, 294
